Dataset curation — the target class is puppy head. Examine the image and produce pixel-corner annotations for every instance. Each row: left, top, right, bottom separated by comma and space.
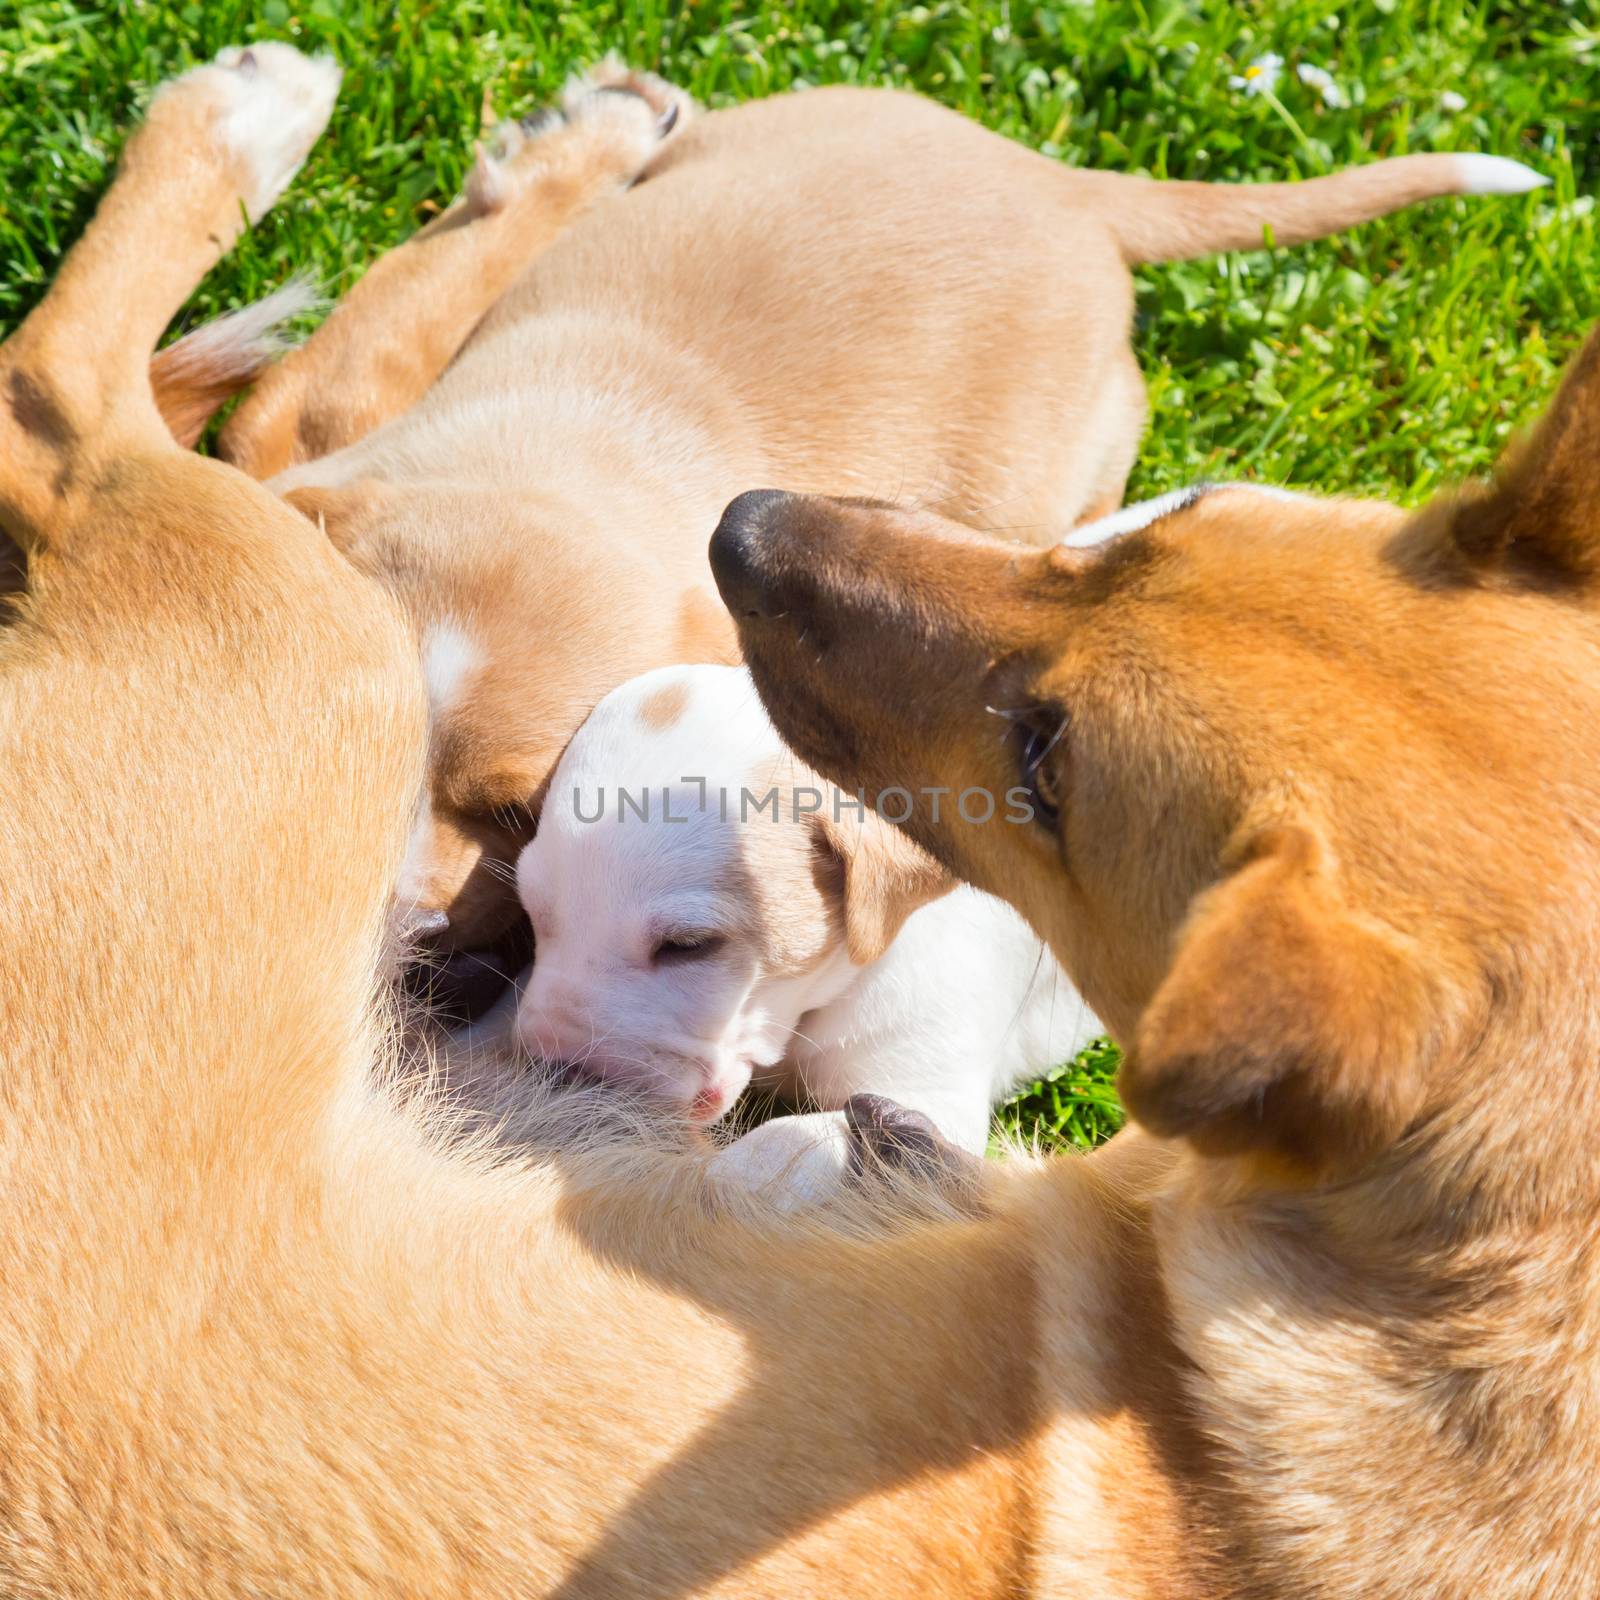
711, 332, 1600, 1181
512, 664, 949, 1120
285, 480, 737, 948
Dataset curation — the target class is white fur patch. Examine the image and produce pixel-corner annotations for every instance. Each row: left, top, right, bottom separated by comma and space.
153, 277, 322, 382
510, 662, 1102, 1167
465, 145, 514, 215
1451, 154, 1549, 196
422, 622, 483, 718
1061, 488, 1208, 548
1061, 483, 1312, 548
202, 44, 342, 221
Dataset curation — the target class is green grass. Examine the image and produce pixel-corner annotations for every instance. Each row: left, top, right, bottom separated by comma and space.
4, 0, 1598, 1149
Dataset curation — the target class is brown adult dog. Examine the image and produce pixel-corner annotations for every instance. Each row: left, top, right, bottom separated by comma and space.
2, 45, 1592, 1600
711, 396, 1600, 1588
205, 58, 1542, 949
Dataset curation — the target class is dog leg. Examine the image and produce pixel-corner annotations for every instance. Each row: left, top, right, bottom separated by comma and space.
0, 45, 339, 545
0, 45, 417, 1122
217, 63, 692, 479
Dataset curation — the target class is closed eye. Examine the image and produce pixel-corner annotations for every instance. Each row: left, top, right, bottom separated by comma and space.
652, 932, 728, 965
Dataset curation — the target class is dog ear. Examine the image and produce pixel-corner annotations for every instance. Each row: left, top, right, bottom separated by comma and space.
809, 803, 954, 966
280, 479, 391, 556
1121, 824, 1438, 1175
1427, 326, 1600, 586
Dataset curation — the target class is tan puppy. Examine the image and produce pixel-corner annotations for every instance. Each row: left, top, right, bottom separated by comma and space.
3, 49, 1595, 1599
216, 64, 1542, 948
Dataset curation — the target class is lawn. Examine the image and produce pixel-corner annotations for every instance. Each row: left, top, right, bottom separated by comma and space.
3, 0, 1596, 1149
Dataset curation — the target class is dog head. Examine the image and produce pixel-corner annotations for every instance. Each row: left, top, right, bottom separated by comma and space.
511, 663, 949, 1120
711, 336, 1600, 1180
286, 480, 737, 948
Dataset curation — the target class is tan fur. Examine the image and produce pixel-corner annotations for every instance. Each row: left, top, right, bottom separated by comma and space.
147, 278, 319, 446
716, 372, 1600, 1594
225, 77, 1517, 944
809, 801, 955, 966
1, 48, 1580, 1600
735, 751, 943, 979
637, 679, 690, 730
219, 65, 688, 480
0, 49, 1210, 1600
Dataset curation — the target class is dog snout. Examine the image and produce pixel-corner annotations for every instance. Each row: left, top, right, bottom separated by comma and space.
709, 488, 805, 619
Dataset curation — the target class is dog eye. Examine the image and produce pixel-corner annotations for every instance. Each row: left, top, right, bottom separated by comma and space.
1016, 713, 1067, 827
652, 933, 728, 965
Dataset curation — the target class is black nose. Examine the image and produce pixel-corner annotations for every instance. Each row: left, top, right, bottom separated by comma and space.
709, 489, 798, 620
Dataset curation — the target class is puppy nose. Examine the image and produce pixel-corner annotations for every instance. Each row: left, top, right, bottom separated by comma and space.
709, 489, 799, 620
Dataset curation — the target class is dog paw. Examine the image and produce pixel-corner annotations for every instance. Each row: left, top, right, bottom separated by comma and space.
562, 55, 695, 140
708, 1112, 853, 1212
165, 44, 341, 222
844, 1095, 987, 1212
465, 63, 686, 217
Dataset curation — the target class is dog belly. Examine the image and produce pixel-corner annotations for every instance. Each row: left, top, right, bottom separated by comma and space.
468, 87, 1142, 538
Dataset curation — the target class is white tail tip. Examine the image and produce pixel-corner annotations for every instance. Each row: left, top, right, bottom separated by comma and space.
1453, 154, 1550, 196
161, 277, 323, 372
150, 277, 323, 445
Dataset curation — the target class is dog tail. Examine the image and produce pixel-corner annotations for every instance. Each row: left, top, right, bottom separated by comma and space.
150, 277, 321, 447
1091, 153, 1547, 266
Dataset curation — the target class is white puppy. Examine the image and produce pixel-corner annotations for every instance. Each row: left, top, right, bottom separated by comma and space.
512, 664, 1102, 1202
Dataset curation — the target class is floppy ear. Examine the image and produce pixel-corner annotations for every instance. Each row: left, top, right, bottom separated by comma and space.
1431, 326, 1600, 585
280, 479, 392, 556
1121, 824, 1438, 1174
809, 804, 955, 966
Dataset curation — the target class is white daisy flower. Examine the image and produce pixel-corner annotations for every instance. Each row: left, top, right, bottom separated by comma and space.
1228, 52, 1285, 97
1295, 62, 1349, 108
1440, 90, 1468, 113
